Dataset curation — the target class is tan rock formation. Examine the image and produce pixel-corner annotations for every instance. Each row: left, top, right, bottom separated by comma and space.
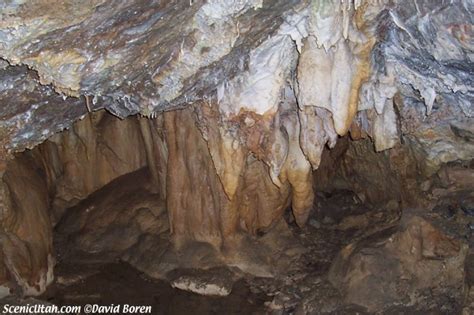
0, 154, 53, 297
0, 0, 471, 303
329, 215, 468, 312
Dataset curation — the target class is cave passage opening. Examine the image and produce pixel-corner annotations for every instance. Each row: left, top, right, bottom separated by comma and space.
0, 107, 472, 314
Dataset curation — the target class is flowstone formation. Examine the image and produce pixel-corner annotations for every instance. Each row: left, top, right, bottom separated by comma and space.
0, 0, 472, 308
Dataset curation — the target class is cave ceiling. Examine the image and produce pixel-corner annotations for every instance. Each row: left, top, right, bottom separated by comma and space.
0, 0, 473, 162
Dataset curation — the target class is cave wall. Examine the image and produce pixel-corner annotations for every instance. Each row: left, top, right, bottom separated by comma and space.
34, 111, 151, 222
23, 110, 169, 223
0, 153, 53, 297
0, 111, 166, 296
0, 0, 472, 298
0, 103, 315, 294
0, 98, 471, 296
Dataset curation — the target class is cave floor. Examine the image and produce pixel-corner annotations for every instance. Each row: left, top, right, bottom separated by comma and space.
28, 175, 474, 314
35, 185, 390, 314
40, 261, 269, 315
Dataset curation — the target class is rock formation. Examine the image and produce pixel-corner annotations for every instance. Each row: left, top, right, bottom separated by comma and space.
330, 215, 468, 311
0, 0, 472, 312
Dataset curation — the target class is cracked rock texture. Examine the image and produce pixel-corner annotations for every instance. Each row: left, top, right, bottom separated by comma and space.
0, 0, 472, 305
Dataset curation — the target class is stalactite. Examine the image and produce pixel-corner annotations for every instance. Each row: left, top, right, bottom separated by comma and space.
0, 0, 472, 300
138, 117, 161, 194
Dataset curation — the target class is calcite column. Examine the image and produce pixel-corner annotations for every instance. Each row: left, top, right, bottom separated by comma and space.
161, 96, 316, 248
164, 109, 228, 248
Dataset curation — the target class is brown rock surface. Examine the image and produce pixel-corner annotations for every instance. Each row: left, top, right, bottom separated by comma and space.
0, 1, 472, 307
329, 215, 468, 312
0, 153, 53, 296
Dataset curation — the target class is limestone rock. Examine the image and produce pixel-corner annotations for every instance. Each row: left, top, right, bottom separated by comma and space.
170, 269, 235, 296
0, 153, 54, 296
0, 0, 472, 301
329, 215, 468, 313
